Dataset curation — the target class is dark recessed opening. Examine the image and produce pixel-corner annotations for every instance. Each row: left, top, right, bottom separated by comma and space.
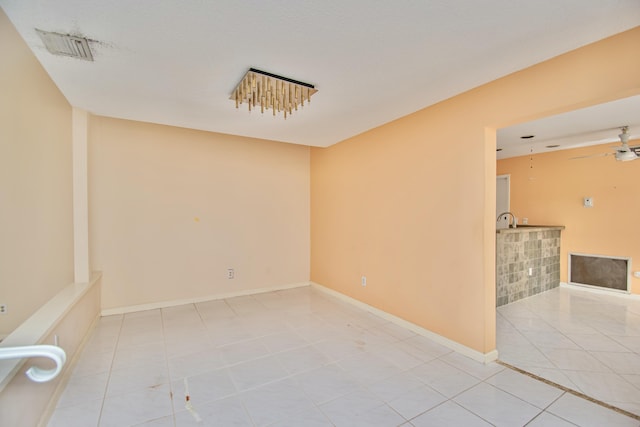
520, 135, 535, 139
496, 148, 503, 152
546, 144, 560, 148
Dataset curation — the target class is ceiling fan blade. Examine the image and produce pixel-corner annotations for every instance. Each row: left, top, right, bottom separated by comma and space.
569, 153, 610, 160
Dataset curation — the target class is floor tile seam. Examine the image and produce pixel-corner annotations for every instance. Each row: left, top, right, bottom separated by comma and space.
422, 397, 498, 427
160, 307, 187, 423
566, 340, 636, 354
206, 332, 280, 350
309, 398, 344, 425
171, 387, 240, 416
481, 369, 565, 412
387, 378, 450, 407
467, 376, 548, 418
497, 360, 640, 422
237, 391, 275, 427
114, 339, 167, 352
532, 345, 611, 375
432, 353, 502, 382
96, 316, 125, 427
524, 392, 579, 427
545, 327, 605, 353
509, 325, 562, 363
224, 362, 305, 395
213, 330, 312, 352
162, 345, 330, 381
618, 373, 640, 394
454, 390, 546, 427
262, 340, 317, 355
315, 390, 408, 425
410, 368, 483, 401
371, 400, 413, 424
608, 335, 640, 354
585, 351, 640, 376
209, 341, 335, 369
235, 374, 333, 425
397, 337, 453, 360
365, 376, 429, 403
53, 395, 106, 414
221, 297, 244, 319
536, 362, 615, 375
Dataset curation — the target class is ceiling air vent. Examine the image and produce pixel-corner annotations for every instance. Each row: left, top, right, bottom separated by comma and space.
36, 29, 94, 61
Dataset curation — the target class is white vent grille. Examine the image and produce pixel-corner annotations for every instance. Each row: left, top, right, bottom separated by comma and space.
36, 29, 93, 61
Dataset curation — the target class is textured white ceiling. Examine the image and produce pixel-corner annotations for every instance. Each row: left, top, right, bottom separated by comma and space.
1, 0, 639, 147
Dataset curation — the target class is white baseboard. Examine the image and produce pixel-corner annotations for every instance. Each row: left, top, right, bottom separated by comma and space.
310, 282, 498, 364
560, 282, 640, 300
101, 281, 311, 316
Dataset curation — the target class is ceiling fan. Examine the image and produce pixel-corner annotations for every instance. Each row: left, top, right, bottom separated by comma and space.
612, 126, 639, 161
571, 126, 639, 161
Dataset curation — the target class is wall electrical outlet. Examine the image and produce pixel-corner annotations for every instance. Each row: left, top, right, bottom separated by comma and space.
0, 304, 7, 314
361, 276, 367, 287
227, 268, 235, 279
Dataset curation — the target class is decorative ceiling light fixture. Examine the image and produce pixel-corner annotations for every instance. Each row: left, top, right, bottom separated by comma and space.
231, 68, 317, 119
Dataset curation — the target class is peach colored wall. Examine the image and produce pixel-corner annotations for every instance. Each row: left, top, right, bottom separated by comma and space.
89, 116, 310, 310
311, 27, 640, 355
0, 8, 74, 336
497, 139, 640, 294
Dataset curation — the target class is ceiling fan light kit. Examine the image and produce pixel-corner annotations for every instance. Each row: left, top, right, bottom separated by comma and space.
616, 150, 637, 162
614, 126, 638, 161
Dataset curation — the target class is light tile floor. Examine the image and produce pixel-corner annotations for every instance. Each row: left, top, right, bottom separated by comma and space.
48, 286, 639, 426
498, 285, 640, 419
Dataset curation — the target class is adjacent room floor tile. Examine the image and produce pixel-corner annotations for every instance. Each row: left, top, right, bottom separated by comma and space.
547, 393, 638, 427
498, 286, 640, 419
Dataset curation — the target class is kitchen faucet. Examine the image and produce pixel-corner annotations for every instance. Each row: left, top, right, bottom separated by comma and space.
497, 211, 516, 228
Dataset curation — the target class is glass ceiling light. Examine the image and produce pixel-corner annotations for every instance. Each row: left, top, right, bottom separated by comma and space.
231, 68, 317, 119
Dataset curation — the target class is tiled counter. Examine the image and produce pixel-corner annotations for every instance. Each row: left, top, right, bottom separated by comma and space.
496, 226, 564, 306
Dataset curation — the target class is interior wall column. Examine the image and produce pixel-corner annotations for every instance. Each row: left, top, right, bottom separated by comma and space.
72, 108, 90, 283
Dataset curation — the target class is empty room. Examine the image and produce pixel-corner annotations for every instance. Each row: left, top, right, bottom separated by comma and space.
1, 1, 640, 426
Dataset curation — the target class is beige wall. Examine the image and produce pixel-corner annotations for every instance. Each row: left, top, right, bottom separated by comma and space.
311, 27, 640, 355
0, 8, 74, 336
498, 138, 640, 294
89, 117, 310, 310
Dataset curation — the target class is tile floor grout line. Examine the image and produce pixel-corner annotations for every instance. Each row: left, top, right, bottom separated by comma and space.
95, 314, 125, 427
497, 360, 640, 421
159, 306, 179, 427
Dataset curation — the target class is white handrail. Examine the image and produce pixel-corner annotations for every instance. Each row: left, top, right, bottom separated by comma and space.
0, 345, 66, 383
